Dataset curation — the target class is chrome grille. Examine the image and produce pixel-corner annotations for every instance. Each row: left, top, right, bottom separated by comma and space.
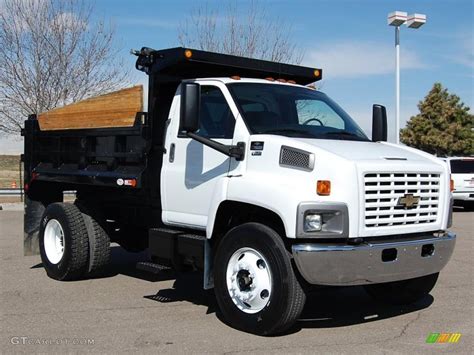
279, 146, 314, 171
364, 172, 441, 227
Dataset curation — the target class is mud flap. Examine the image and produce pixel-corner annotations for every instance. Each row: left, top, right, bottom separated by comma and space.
23, 196, 45, 256
204, 239, 214, 290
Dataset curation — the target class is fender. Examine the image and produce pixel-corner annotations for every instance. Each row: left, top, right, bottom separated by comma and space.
206, 177, 292, 239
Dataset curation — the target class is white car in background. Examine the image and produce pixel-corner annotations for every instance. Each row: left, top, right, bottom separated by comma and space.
446, 157, 474, 210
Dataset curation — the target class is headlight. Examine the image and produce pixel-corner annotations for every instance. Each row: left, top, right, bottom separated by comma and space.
304, 213, 322, 232
297, 202, 349, 238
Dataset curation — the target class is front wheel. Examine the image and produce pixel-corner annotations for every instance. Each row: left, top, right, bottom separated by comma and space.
214, 223, 306, 335
364, 273, 439, 305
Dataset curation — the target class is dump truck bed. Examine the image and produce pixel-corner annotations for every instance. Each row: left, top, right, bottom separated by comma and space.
23, 86, 150, 194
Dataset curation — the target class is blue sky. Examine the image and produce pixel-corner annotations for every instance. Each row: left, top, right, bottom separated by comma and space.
1, 0, 473, 152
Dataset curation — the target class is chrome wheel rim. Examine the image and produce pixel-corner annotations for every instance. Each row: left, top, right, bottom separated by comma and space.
44, 219, 65, 264
226, 247, 272, 314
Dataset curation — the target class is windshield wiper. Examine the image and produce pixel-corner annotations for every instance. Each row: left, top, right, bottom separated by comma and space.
323, 131, 367, 140
261, 128, 317, 138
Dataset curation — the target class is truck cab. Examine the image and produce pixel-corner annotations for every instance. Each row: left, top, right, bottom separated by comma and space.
23, 47, 456, 335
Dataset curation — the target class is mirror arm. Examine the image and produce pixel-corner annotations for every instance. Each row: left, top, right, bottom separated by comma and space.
187, 132, 245, 161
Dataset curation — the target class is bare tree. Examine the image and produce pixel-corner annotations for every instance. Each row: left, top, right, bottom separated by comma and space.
0, 0, 129, 134
178, 0, 304, 64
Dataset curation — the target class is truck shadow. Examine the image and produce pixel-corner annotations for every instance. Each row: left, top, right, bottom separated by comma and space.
143, 271, 217, 315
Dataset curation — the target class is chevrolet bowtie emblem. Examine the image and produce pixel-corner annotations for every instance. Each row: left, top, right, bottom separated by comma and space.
398, 193, 420, 209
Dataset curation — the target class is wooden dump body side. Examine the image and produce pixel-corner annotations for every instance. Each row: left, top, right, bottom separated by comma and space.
37, 86, 143, 131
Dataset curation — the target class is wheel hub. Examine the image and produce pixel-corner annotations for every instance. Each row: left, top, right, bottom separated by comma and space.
226, 247, 272, 314
237, 270, 253, 291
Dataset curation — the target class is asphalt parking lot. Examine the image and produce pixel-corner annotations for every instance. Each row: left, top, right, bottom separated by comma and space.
1, 205, 472, 354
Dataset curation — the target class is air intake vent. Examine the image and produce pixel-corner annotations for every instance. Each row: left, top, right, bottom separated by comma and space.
279, 146, 314, 171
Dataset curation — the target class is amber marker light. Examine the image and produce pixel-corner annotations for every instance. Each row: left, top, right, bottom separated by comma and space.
124, 179, 137, 187
184, 49, 193, 59
314, 69, 320, 77
317, 180, 331, 196
450, 177, 455, 192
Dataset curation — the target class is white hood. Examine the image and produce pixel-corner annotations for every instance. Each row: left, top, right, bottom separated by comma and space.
292, 138, 441, 165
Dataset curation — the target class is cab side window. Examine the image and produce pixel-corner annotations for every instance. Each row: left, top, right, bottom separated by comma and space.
197, 86, 235, 139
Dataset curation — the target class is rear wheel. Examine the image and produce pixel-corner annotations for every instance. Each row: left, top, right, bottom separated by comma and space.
39, 203, 89, 280
75, 200, 111, 275
214, 223, 306, 335
364, 273, 439, 305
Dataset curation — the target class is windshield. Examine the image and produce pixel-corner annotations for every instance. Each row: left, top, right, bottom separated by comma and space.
450, 159, 474, 174
228, 83, 369, 141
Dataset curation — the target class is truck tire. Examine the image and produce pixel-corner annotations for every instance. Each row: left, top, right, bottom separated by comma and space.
214, 223, 306, 335
75, 201, 111, 275
364, 273, 439, 305
39, 203, 89, 281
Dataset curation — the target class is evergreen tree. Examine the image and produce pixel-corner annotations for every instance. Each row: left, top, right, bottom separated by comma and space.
400, 83, 473, 156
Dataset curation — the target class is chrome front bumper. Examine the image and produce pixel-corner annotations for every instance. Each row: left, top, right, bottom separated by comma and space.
292, 232, 456, 286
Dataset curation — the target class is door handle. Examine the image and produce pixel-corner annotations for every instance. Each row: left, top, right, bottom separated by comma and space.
169, 143, 175, 163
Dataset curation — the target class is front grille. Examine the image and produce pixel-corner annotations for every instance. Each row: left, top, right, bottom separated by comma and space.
279, 146, 314, 171
364, 172, 441, 228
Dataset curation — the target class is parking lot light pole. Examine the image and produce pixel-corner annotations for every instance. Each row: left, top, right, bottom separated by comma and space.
387, 12, 426, 144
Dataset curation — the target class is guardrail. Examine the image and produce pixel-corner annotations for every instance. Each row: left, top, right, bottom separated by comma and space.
0, 189, 75, 196
0, 189, 22, 196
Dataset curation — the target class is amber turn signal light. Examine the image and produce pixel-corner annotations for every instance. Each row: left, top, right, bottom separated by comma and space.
184, 49, 193, 59
450, 177, 454, 192
317, 180, 331, 196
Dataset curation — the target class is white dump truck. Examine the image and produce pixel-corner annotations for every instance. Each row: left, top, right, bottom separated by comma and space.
23, 47, 456, 335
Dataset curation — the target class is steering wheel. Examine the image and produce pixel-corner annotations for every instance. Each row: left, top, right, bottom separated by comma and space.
302, 118, 324, 126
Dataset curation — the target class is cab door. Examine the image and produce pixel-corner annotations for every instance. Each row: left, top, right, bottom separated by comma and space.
161, 82, 236, 229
